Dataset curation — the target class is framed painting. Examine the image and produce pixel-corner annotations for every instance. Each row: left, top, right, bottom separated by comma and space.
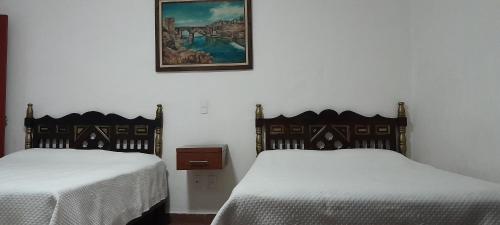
155, 0, 253, 72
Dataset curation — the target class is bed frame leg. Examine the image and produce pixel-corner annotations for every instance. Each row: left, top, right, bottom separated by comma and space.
256, 104, 264, 155
25, 103, 34, 149
398, 102, 407, 156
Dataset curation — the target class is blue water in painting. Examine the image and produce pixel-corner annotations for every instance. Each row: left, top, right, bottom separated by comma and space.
183, 36, 246, 64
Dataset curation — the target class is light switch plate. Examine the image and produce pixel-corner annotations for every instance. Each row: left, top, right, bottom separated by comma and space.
207, 175, 217, 189
200, 100, 208, 114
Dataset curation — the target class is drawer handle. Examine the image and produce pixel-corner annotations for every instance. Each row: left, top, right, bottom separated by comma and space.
189, 160, 209, 167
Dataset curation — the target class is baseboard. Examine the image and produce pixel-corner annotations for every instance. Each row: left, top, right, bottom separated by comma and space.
168, 213, 216, 224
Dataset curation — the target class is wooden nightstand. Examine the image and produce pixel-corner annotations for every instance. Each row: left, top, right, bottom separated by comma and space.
176, 145, 227, 170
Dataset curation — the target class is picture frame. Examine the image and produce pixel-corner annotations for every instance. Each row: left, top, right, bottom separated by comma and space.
155, 0, 253, 72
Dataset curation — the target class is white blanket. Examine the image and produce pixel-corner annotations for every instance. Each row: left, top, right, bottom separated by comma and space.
0, 149, 168, 225
212, 149, 500, 225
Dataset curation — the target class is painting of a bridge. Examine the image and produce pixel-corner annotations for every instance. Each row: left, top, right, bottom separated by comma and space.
156, 0, 253, 72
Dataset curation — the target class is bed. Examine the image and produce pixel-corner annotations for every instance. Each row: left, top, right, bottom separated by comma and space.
0, 104, 167, 225
211, 103, 500, 225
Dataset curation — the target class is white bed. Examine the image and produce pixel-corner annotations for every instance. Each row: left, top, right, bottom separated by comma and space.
212, 149, 500, 225
0, 149, 168, 225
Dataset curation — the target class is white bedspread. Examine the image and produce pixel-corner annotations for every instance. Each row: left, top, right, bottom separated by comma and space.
0, 149, 168, 225
212, 149, 500, 225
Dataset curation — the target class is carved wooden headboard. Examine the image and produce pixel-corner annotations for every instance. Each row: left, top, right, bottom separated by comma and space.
24, 104, 164, 157
255, 102, 407, 156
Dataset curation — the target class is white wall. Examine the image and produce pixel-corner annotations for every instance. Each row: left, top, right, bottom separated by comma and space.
0, 0, 411, 213
410, 0, 500, 182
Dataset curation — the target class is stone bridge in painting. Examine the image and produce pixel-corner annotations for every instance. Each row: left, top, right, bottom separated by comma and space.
175, 26, 214, 39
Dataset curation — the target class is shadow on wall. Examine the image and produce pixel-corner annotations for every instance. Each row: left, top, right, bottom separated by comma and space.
186, 148, 237, 212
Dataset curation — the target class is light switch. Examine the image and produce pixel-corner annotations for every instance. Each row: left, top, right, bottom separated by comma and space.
200, 100, 208, 114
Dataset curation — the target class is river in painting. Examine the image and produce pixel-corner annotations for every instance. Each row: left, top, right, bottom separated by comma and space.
182, 34, 246, 64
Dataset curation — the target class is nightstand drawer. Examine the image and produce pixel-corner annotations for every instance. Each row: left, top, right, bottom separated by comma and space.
177, 152, 222, 170
176, 145, 227, 170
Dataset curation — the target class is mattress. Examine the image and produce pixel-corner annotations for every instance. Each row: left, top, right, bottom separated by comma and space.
0, 149, 168, 225
212, 149, 500, 225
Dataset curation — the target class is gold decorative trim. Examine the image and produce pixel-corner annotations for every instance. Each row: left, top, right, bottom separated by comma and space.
74, 125, 90, 141
134, 125, 149, 136
116, 125, 130, 135
56, 125, 69, 134
309, 125, 327, 142
289, 125, 304, 135
95, 126, 111, 142
38, 125, 50, 134
332, 125, 350, 141
354, 125, 370, 135
375, 125, 391, 135
270, 125, 285, 135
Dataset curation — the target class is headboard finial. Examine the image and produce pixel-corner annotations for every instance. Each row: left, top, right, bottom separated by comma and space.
256, 104, 263, 119
156, 104, 163, 119
26, 103, 33, 119
398, 102, 406, 118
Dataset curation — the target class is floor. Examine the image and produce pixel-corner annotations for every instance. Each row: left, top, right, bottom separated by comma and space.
168, 214, 215, 225
168, 222, 210, 225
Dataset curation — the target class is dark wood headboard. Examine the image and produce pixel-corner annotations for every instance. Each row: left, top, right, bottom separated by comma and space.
255, 102, 407, 156
24, 104, 164, 157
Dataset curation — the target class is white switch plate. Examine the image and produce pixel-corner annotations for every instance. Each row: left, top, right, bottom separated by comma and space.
193, 175, 203, 186
207, 175, 217, 189
200, 100, 208, 114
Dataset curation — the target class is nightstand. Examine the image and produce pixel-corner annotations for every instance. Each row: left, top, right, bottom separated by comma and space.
176, 145, 227, 170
